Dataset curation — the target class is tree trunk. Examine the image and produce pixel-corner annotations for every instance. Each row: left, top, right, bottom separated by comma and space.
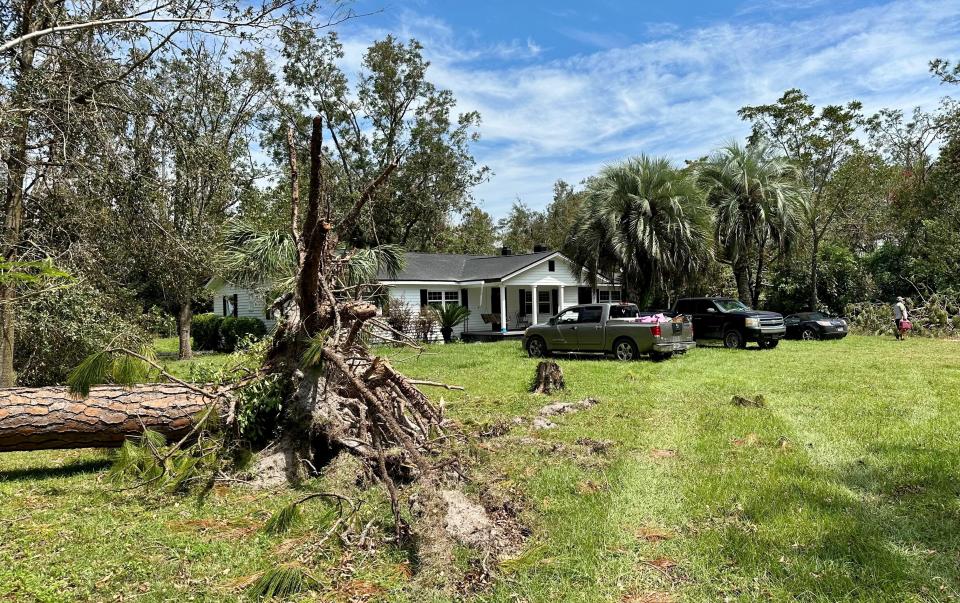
531, 361, 565, 395
733, 255, 751, 305
0, 385, 214, 452
809, 233, 820, 311
0, 0, 40, 387
752, 246, 767, 308
176, 303, 193, 360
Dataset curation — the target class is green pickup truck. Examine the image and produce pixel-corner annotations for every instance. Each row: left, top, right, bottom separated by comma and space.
523, 303, 695, 361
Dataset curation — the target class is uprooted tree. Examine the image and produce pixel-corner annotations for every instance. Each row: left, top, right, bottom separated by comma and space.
0, 116, 518, 585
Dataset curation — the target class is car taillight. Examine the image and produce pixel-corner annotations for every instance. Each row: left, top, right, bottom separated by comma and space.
651, 324, 661, 337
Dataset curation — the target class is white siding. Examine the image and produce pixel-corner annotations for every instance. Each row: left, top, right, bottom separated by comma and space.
384, 285, 464, 343
210, 283, 277, 331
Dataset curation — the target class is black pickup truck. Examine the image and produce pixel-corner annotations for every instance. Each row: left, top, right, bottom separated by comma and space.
672, 297, 786, 349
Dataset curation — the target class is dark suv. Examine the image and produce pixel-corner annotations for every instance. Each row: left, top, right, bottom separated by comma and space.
673, 297, 786, 349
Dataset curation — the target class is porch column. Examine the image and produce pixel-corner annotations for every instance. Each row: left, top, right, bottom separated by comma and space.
499, 286, 507, 332
559, 286, 564, 311
531, 285, 539, 325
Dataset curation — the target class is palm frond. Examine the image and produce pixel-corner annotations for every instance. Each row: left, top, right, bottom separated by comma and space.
219, 219, 298, 291
343, 244, 405, 287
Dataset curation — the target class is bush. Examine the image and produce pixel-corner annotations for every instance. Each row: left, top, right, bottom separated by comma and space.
15, 284, 148, 386
220, 316, 267, 352
192, 314, 266, 352
192, 313, 223, 351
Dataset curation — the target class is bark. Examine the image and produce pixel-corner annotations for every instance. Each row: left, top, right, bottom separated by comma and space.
809, 233, 820, 310
0, 385, 214, 452
531, 361, 565, 395
0, 0, 40, 387
176, 303, 193, 360
733, 255, 751, 305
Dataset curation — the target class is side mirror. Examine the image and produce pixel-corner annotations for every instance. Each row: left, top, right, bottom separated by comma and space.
548, 317, 557, 326
706, 307, 716, 313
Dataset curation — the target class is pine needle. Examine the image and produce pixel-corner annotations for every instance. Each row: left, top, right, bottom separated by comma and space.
248, 564, 316, 599
67, 351, 111, 397
263, 502, 301, 534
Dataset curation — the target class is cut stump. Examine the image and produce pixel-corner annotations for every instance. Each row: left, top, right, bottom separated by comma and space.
531, 361, 565, 395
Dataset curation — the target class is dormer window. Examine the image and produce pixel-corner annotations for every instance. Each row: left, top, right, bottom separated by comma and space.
548, 260, 555, 272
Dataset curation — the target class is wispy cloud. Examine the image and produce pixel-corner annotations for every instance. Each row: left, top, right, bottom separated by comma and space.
342, 0, 960, 216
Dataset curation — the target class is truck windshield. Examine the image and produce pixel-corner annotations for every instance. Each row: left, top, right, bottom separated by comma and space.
609, 304, 641, 319
714, 299, 751, 312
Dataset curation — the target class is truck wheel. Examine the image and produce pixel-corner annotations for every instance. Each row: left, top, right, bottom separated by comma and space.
613, 338, 638, 361
526, 336, 548, 358
723, 329, 746, 349
758, 339, 779, 350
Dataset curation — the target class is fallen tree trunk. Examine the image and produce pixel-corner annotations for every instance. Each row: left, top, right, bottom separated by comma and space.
0, 385, 213, 452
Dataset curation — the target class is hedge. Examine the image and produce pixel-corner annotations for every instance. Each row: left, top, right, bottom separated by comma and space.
192, 313, 267, 352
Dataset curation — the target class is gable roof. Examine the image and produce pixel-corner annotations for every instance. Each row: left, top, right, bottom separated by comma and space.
379, 250, 558, 283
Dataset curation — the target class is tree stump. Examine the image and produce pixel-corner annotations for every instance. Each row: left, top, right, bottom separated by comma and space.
531, 361, 565, 395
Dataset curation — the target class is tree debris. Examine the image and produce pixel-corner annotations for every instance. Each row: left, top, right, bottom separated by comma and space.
731, 394, 766, 408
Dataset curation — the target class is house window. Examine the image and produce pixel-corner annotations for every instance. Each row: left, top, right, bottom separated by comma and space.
538, 290, 551, 315
428, 290, 459, 309
548, 260, 555, 272
522, 290, 533, 316
598, 290, 622, 303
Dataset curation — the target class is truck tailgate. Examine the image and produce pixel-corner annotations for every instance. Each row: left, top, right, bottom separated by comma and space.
659, 317, 695, 350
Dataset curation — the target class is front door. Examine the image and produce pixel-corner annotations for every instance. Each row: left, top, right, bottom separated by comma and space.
576, 305, 605, 351
490, 287, 501, 331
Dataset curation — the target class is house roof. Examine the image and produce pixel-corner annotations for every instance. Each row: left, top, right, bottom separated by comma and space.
379, 250, 557, 283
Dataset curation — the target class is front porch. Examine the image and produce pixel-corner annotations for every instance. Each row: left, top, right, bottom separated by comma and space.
461, 282, 611, 335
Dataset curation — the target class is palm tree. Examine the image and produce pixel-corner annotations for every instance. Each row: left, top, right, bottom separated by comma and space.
565, 156, 713, 305
698, 142, 807, 306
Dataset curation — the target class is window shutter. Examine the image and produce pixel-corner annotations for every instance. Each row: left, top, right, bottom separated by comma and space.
222, 296, 227, 316
232, 294, 239, 317
460, 288, 468, 308
419, 289, 428, 307
551, 289, 559, 315
518, 289, 525, 315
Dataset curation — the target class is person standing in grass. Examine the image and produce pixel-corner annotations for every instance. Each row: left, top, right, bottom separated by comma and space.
892, 296, 909, 340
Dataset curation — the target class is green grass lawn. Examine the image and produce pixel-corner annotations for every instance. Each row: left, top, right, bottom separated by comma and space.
3, 335, 960, 601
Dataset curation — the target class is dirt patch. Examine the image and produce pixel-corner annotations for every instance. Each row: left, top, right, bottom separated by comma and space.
577, 437, 614, 454
635, 526, 675, 542
731, 433, 761, 447
731, 394, 766, 408
532, 417, 557, 430
539, 397, 600, 417
622, 592, 676, 603
649, 448, 678, 459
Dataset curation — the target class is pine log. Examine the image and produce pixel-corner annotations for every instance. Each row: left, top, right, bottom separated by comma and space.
0, 385, 213, 452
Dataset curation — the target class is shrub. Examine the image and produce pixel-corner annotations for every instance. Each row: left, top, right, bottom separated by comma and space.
220, 316, 267, 352
192, 313, 223, 351
415, 306, 438, 342
15, 284, 148, 386
384, 299, 414, 336
192, 314, 266, 352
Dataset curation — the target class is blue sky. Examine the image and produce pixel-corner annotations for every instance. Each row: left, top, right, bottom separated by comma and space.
335, 0, 960, 218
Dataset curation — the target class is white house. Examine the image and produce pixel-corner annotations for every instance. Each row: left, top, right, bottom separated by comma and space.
208, 248, 621, 341
377, 248, 620, 341
206, 279, 278, 331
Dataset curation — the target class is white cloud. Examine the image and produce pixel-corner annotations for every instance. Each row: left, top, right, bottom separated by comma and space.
341, 0, 960, 215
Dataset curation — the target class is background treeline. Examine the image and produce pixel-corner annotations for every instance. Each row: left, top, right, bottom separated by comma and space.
3, 0, 960, 386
